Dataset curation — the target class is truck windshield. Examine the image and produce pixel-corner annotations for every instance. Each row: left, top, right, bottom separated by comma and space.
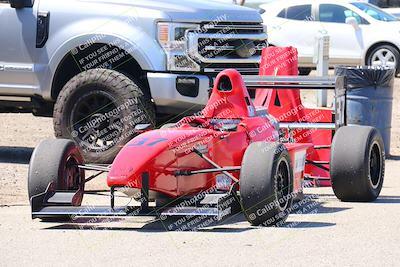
352, 2, 399, 21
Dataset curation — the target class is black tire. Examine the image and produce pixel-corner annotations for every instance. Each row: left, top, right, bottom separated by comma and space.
10, 1, 27, 9
298, 68, 312, 76
28, 139, 85, 203
240, 142, 293, 226
367, 45, 400, 75
53, 69, 155, 163
331, 126, 385, 202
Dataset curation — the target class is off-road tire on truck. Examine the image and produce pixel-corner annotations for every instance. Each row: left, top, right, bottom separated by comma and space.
240, 142, 293, 226
331, 126, 385, 202
53, 69, 155, 164
28, 139, 85, 221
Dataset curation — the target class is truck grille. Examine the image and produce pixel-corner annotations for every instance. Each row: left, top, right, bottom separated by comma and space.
188, 22, 268, 75
203, 63, 260, 75
198, 38, 266, 58
201, 22, 265, 34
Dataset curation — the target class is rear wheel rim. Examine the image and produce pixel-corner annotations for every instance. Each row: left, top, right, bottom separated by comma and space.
276, 158, 290, 210
369, 142, 382, 189
371, 48, 397, 69
70, 91, 123, 153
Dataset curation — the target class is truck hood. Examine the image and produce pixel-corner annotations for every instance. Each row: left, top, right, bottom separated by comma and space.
81, 0, 262, 23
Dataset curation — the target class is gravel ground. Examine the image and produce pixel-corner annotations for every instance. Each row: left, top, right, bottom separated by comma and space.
0, 76, 399, 266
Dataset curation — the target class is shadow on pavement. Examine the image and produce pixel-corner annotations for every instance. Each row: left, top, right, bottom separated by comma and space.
312, 206, 350, 214
44, 213, 254, 233
388, 155, 400, 161
283, 221, 336, 228
43, 201, 341, 232
0, 146, 33, 164
373, 196, 400, 204
292, 197, 351, 214
44, 217, 336, 232
45, 224, 254, 233
39, 192, 352, 233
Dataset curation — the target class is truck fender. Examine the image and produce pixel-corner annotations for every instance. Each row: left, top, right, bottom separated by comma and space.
42, 19, 166, 100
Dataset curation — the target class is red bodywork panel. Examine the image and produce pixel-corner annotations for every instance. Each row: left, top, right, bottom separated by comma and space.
108, 69, 311, 197
255, 47, 333, 186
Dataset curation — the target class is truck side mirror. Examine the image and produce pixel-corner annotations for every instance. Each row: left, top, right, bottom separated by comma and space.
9, 0, 34, 9
345, 17, 360, 30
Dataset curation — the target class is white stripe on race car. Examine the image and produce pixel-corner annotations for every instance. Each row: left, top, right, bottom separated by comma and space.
294, 150, 307, 174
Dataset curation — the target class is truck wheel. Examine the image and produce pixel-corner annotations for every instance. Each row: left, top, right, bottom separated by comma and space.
28, 139, 85, 204
331, 126, 385, 202
54, 69, 155, 163
240, 142, 293, 226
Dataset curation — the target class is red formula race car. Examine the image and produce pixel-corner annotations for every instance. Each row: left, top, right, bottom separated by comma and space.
28, 68, 385, 227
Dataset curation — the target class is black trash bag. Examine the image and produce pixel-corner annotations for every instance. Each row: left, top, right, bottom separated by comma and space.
335, 66, 395, 90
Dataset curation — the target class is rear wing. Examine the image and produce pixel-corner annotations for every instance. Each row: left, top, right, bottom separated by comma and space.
242, 75, 347, 129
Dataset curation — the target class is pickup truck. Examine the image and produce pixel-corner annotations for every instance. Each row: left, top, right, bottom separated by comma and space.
0, 0, 267, 163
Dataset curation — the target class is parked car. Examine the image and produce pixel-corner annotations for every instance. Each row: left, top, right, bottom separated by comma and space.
367, 0, 400, 16
260, 0, 400, 75
0, 0, 267, 163
385, 7, 400, 16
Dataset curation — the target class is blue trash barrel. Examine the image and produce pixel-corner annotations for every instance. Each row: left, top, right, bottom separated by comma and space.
335, 66, 395, 156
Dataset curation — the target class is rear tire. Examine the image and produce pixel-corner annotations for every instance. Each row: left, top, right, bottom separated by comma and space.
28, 139, 85, 205
240, 142, 293, 226
330, 126, 385, 202
53, 69, 155, 164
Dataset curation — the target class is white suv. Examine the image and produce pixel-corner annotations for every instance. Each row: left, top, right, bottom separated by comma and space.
261, 0, 400, 74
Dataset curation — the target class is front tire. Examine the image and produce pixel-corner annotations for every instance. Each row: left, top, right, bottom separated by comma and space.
28, 139, 85, 204
240, 142, 293, 226
330, 126, 385, 202
53, 69, 155, 163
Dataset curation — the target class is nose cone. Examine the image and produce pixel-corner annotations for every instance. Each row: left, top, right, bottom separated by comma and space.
107, 130, 172, 187
107, 127, 214, 188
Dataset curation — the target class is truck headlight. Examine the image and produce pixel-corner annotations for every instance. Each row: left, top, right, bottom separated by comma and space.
157, 22, 200, 72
